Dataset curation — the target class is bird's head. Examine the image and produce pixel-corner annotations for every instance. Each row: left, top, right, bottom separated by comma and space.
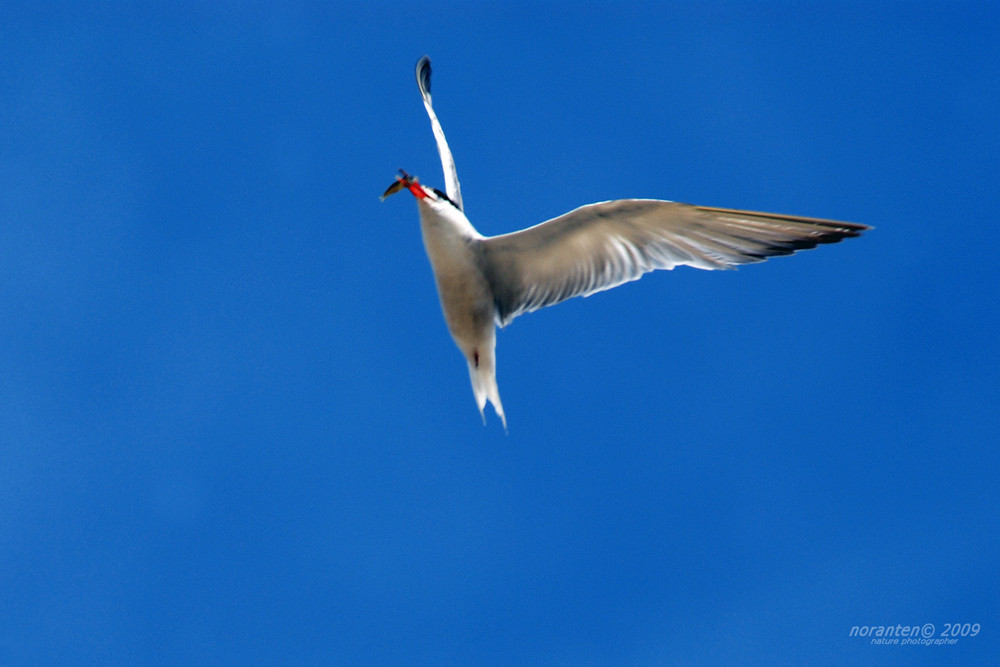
380, 169, 460, 209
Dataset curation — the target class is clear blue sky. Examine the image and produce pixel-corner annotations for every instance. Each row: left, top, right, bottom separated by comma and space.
2, 3, 998, 664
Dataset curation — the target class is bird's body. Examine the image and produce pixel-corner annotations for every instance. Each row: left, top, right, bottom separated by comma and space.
383, 56, 869, 428
414, 195, 505, 424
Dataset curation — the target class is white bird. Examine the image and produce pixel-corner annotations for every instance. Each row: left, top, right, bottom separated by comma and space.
382, 56, 869, 429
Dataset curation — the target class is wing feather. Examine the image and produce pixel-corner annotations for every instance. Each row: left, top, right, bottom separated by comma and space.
478, 199, 869, 326
415, 56, 463, 211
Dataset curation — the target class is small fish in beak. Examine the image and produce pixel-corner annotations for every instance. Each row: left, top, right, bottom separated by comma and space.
380, 169, 417, 201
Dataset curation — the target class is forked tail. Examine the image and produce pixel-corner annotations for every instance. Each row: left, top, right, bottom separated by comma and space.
467, 357, 506, 430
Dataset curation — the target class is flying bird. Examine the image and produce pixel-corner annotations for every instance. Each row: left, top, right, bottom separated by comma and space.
382, 56, 869, 428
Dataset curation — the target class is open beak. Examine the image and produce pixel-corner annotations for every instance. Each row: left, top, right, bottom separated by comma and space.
380, 169, 416, 201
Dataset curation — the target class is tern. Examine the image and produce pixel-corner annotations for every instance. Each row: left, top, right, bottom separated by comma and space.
382, 56, 869, 428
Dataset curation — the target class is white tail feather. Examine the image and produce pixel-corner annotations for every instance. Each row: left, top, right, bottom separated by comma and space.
467, 359, 506, 430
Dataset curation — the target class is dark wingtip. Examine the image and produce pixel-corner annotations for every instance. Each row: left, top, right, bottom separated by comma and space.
813, 220, 874, 243
415, 55, 431, 100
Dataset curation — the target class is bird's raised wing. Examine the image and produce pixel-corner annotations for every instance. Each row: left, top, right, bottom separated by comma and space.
416, 56, 463, 211
479, 199, 869, 326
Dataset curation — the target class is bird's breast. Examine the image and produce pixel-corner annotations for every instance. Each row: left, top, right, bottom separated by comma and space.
418, 212, 494, 349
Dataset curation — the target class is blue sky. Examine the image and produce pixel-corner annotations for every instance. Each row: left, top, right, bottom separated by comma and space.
2, 2, 998, 664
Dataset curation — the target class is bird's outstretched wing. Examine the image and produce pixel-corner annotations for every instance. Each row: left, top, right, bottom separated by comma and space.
479, 199, 870, 326
415, 56, 463, 211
